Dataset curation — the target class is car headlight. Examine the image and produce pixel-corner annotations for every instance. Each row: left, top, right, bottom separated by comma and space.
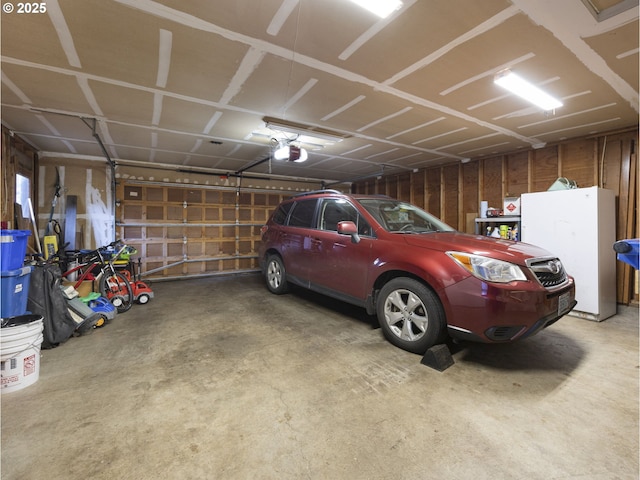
446, 252, 527, 283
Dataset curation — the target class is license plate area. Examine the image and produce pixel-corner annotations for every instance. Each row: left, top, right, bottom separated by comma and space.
558, 291, 571, 316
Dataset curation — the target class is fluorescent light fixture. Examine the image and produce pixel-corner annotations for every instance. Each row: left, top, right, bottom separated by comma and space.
274, 144, 308, 162
349, 0, 403, 18
494, 69, 563, 111
251, 127, 331, 150
264, 117, 347, 144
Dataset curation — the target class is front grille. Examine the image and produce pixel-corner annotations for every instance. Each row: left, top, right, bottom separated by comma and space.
526, 257, 568, 288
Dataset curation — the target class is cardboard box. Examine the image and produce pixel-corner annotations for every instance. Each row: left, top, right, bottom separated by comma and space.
63, 280, 94, 298
503, 196, 521, 216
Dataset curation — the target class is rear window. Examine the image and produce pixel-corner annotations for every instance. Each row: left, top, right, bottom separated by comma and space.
271, 202, 294, 225
287, 199, 317, 228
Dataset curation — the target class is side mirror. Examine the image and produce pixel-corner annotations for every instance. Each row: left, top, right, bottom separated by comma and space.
337, 221, 360, 244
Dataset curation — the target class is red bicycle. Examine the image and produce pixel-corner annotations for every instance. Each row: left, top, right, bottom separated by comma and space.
62, 241, 134, 313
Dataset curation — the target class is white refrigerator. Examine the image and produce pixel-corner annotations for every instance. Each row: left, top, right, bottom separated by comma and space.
521, 186, 617, 321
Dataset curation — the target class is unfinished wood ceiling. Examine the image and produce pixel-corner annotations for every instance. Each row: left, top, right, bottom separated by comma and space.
1, 0, 638, 184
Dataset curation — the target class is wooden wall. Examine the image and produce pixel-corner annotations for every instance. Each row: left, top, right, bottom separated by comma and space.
1, 126, 39, 253
354, 128, 638, 305
2, 125, 637, 303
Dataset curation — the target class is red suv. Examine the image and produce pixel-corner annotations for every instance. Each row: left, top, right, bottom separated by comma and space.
259, 190, 576, 354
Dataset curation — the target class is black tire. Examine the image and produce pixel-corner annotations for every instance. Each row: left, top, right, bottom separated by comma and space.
99, 271, 134, 313
376, 278, 445, 354
265, 254, 289, 294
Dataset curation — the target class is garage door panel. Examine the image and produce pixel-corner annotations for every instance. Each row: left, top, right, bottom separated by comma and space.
167, 189, 184, 202
123, 226, 142, 239
205, 208, 220, 221
167, 206, 183, 221
147, 243, 164, 257
187, 206, 203, 221
186, 226, 203, 238
167, 227, 183, 239
147, 228, 164, 239
124, 204, 143, 219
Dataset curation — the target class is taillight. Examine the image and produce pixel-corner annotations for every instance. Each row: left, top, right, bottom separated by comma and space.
260, 225, 268, 237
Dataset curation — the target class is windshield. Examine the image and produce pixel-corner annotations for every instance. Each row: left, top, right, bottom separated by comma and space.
357, 198, 456, 233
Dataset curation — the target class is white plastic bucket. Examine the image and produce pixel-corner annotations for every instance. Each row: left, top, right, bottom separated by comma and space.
1, 315, 44, 393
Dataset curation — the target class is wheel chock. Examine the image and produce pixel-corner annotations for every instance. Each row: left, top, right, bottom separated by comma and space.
420, 343, 455, 371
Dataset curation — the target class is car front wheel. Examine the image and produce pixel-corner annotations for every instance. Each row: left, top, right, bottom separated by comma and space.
377, 278, 445, 354
265, 254, 289, 294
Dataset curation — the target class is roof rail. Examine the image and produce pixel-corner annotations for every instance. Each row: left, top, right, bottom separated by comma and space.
293, 189, 345, 198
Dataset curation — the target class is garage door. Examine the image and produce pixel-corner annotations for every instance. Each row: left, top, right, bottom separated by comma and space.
117, 181, 285, 280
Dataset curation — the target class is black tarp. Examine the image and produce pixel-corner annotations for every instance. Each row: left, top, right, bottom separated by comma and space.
27, 264, 76, 348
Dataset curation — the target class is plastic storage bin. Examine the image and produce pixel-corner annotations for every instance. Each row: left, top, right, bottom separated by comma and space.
614, 239, 639, 269
0, 230, 31, 271
0, 266, 33, 318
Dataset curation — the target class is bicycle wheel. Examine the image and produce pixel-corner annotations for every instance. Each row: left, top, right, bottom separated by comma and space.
99, 271, 134, 313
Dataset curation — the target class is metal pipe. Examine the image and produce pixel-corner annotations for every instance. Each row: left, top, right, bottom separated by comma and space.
81, 117, 117, 240
235, 156, 272, 175
147, 269, 261, 282
118, 222, 263, 228
141, 254, 259, 276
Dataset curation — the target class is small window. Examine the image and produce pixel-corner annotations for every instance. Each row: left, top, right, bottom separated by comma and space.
15, 174, 31, 224
288, 199, 317, 228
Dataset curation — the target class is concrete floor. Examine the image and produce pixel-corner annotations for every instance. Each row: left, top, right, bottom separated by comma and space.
1, 273, 638, 479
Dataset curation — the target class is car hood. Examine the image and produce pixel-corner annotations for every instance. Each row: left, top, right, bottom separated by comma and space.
401, 232, 556, 264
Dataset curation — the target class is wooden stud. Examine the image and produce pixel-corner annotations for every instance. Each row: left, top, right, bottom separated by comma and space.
458, 163, 464, 231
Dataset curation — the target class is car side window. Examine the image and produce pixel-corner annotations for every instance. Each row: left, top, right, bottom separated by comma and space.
319, 199, 372, 236
287, 199, 317, 228
272, 202, 293, 225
